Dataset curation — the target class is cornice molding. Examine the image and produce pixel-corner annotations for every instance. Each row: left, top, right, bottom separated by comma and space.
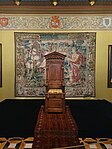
1, 5, 112, 14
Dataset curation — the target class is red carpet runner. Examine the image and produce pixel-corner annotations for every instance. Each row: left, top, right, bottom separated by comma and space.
32, 106, 80, 149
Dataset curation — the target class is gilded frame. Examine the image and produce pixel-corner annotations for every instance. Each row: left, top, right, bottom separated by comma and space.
0, 44, 2, 87
108, 45, 112, 88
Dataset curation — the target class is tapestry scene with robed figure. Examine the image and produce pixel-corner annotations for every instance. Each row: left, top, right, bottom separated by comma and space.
15, 32, 96, 97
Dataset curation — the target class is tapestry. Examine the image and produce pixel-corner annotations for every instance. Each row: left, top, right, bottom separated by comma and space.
15, 32, 96, 97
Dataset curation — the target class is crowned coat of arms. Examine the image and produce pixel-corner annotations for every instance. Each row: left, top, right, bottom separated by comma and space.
50, 16, 60, 28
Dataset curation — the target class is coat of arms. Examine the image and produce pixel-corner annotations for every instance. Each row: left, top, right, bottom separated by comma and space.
103, 18, 111, 27
50, 16, 60, 28
0, 17, 8, 27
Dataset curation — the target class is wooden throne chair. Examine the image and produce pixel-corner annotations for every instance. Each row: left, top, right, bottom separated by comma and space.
44, 51, 66, 113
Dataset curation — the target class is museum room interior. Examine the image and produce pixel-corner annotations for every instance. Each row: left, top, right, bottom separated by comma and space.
0, 0, 112, 149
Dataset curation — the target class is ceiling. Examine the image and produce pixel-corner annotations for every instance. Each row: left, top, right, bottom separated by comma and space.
0, 0, 112, 14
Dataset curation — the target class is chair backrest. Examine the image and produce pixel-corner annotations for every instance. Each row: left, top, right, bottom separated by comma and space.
45, 51, 66, 92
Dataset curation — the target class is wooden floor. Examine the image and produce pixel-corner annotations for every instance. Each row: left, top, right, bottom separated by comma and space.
32, 105, 80, 149
0, 137, 112, 149
0, 100, 112, 149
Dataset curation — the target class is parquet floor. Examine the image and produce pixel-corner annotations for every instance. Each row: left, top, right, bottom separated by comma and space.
0, 137, 112, 149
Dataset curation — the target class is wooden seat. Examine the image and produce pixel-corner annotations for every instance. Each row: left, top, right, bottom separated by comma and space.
44, 51, 66, 113
48, 89, 62, 93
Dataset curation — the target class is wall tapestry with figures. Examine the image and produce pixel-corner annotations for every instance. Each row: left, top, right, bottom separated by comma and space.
15, 32, 96, 97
